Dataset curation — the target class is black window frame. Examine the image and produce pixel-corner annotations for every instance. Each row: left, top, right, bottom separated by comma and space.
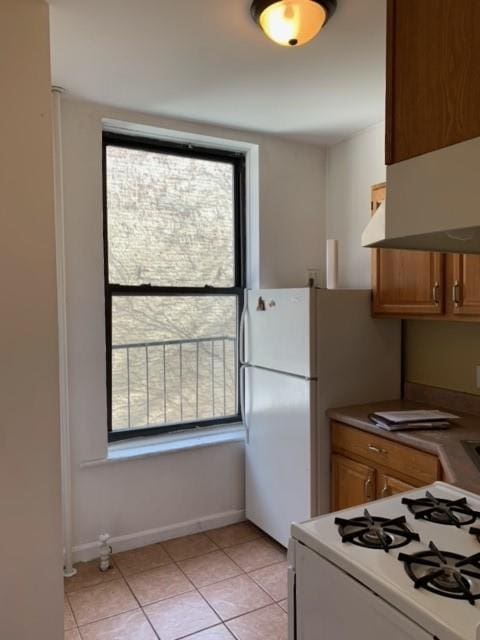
102, 131, 246, 442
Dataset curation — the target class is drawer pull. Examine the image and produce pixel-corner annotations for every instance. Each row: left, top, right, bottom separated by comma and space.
432, 282, 440, 305
452, 281, 461, 307
381, 478, 389, 498
364, 475, 373, 501
368, 444, 387, 455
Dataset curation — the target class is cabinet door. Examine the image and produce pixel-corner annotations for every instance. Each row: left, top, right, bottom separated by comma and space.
386, 0, 480, 164
377, 473, 416, 500
331, 454, 375, 512
371, 185, 445, 316
449, 254, 480, 316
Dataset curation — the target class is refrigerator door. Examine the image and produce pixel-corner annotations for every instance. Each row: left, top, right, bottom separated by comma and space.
245, 365, 315, 547
244, 288, 315, 378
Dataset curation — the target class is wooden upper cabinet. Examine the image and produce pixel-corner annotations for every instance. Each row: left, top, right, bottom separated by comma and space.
448, 254, 480, 317
371, 184, 445, 316
386, 0, 480, 164
373, 250, 444, 316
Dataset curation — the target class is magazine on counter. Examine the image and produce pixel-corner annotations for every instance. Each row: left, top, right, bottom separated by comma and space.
368, 409, 459, 432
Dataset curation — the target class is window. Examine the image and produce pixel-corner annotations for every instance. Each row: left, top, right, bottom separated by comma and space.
103, 132, 246, 441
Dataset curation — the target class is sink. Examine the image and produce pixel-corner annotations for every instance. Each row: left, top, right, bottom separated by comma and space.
462, 440, 480, 471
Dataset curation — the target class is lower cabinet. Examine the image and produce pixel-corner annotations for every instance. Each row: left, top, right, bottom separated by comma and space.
331, 454, 375, 511
330, 421, 442, 511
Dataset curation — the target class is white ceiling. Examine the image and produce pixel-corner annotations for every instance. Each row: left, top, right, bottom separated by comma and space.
48, 0, 386, 145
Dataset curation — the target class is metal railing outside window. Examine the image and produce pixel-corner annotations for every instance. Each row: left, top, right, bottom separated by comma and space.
112, 336, 236, 430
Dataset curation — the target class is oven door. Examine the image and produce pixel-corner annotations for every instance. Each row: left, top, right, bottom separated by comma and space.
294, 542, 433, 640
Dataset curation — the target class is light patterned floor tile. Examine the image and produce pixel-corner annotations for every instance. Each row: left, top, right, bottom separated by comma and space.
64, 596, 76, 630
144, 591, 220, 640
163, 533, 219, 561
78, 609, 157, 640
64, 560, 121, 593
200, 574, 273, 621
68, 579, 138, 626
126, 563, 194, 606
178, 550, 243, 588
65, 629, 81, 640
205, 522, 263, 549
185, 624, 235, 639
224, 539, 286, 573
226, 604, 288, 640
114, 543, 172, 576
278, 598, 288, 613
249, 561, 288, 601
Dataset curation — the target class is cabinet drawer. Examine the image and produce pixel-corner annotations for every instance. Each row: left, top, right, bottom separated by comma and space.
331, 422, 440, 485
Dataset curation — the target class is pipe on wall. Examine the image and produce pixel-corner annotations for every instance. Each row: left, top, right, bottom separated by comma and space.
52, 87, 76, 577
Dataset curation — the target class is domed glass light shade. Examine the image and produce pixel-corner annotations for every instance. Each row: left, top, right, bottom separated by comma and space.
250, 0, 337, 47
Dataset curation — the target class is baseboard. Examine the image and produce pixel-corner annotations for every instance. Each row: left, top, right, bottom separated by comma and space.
71, 509, 246, 563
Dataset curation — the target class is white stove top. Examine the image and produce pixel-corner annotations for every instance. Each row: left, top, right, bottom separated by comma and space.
291, 482, 480, 640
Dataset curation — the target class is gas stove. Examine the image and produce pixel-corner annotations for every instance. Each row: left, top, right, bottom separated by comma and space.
290, 482, 480, 640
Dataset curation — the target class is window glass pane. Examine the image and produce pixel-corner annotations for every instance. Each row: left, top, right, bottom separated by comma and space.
111, 295, 238, 431
106, 145, 235, 287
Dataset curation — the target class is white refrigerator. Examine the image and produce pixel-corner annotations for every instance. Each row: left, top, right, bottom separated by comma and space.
241, 288, 401, 547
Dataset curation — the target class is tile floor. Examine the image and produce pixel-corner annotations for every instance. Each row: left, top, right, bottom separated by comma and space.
64, 521, 288, 640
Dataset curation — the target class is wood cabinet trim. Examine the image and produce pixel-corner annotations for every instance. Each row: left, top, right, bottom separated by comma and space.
385, 0, 396, 165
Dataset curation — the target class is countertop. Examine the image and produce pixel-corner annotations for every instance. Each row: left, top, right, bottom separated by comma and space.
327, 399, 480, 494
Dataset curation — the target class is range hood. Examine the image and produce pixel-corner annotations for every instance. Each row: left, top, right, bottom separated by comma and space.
362, 136, 480, 254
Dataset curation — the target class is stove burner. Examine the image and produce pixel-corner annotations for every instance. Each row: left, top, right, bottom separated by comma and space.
402, 491, 480, 527
399, 541, 480, 605
335, 509, 420, 552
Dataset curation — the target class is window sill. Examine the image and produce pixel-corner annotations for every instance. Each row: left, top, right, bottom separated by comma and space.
80, 424, 245, 467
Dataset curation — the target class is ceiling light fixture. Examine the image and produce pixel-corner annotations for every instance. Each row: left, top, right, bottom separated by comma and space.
250, 0, 337, 47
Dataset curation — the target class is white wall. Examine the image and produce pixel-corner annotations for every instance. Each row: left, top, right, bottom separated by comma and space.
61, 97, 326, 555
326, 122, 385, 288
0, 1, 63, 638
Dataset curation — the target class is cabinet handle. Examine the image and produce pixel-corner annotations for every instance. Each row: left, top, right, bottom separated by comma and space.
364, 475, 373, 501
368, 444, 387, 455
381, 478, 389, 498
452, 280, 461, 307
432, 282, 440, 305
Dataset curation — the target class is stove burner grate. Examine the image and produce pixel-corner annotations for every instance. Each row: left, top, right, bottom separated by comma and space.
335, 509, 420, 552
402, 491, 480, 527
399, 541, 480, 605
470, 526, 480, 541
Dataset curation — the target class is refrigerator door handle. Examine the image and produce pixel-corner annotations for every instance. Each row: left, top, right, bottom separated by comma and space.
240, 364, 249, 443
239, 294, 247, 366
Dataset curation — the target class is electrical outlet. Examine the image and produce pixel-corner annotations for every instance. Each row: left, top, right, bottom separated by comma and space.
307, 268, 321, 286
476, 365, 480, 389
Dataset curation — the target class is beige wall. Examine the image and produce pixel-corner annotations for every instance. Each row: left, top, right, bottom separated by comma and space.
0, 1, 63, 638
326, 123, 386, 289
405, 321, 480, 396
